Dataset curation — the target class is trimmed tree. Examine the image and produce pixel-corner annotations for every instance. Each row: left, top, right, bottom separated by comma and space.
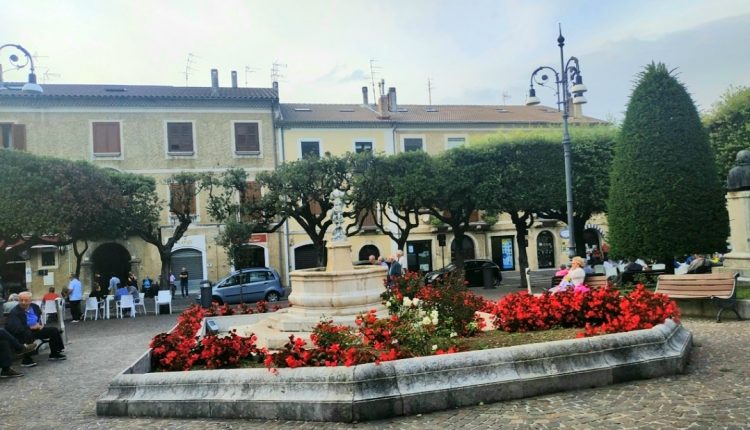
704, 86, 750, 180
607, 62, 729, 263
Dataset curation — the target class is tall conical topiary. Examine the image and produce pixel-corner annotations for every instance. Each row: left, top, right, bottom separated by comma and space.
607, 62, 729, 262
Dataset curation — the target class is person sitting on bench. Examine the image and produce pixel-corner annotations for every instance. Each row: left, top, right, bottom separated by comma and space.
5, 292, 66, 367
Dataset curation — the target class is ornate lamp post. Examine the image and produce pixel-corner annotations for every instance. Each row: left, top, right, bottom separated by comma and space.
0, 43, 43, 93
526, 26, 587, 259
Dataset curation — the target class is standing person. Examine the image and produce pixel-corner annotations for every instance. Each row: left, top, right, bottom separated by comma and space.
169, 272, 176, 296
127, 272, 138, 290
179, 267, 189, 298
68, 273, 83, 323
142, 276, 153, 298
387, 255, 402, 280
396, 250, 408, 274
108, 273, 121, 296
5, 292, 66, 366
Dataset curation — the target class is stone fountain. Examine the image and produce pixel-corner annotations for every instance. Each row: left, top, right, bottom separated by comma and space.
231, 189, 387, 348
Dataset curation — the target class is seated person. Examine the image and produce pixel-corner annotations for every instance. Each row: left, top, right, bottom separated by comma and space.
142, 277, 153, 298
3, 293, 19, 314
114, 283, 129, 301
127, 284, 140, 303
687, 255, 712, 274
551, 257, 586, 293
5, 292, 66, 367
42, 287, 60, 303
554, 264, 569, 277
89, 284, 104, 301
0, 328, 36, 378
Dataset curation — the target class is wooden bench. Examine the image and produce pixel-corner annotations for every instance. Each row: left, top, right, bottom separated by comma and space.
655, 272, 741, 322
548, 274, 612, 291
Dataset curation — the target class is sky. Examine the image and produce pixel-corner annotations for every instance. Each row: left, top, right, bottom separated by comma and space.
3, 0, 750, 120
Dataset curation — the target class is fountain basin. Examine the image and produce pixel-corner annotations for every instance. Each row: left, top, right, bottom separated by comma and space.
97, 319, 691, 422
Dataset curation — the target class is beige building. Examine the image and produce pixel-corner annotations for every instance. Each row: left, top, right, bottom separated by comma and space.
277, 87, 608, 278
0, 71, 282, 297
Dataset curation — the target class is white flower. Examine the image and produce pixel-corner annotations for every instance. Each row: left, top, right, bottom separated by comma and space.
412, 298, 420, 306
431, 317, 439, 325
450, 332, 458, 338
421, 316, 432, 326
431, 344, 438, 351
385, 300, 391, 307
403, 297, 412, 307
430, 310, 439, 319
418, 309, 426, 318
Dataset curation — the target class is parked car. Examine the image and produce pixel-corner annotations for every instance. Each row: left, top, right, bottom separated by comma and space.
206, 267, 285, 305
424, 259, 502, 288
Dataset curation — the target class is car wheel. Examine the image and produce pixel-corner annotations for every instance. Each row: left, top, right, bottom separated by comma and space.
265, 291, 280, 302
211, 296, 223, 305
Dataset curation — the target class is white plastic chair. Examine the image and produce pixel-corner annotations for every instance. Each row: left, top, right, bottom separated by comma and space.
116, 295, 136, 319
42, 300, 58, 324
154, 290, 172, 315
135, 292, 147, 315
101, 295, 114, 319
83, 297, 99, 321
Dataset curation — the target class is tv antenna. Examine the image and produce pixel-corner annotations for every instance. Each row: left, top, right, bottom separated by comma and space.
271, 61, 287, 83
244, 66, 257, 87
183, 53, 198, 86
427, 77, 436, 105
502, 91, 512, 105
42, 69, 60, 84
369, 58, 381, 102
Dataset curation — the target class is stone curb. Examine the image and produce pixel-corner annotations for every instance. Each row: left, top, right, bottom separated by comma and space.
96, 319, 691, 422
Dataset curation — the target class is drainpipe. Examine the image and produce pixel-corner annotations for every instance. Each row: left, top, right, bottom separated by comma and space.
278, 125, 291, 287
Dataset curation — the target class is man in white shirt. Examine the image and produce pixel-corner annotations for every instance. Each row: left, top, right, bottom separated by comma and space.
396, 250, 408, 275
68, 273, 83, 322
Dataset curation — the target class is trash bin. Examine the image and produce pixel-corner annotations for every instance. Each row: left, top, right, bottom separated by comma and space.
200, 280, 212, 309
482, 262, 497, 289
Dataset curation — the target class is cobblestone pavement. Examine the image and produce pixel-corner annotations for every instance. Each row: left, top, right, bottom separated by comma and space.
2, 295, 749, 429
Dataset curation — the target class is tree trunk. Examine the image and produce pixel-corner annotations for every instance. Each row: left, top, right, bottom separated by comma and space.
510, 212, 532, 290
73, 240, 89, 277
452, 225, 466, 270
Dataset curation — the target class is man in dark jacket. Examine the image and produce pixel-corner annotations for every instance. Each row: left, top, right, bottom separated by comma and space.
5, 291, 66, 367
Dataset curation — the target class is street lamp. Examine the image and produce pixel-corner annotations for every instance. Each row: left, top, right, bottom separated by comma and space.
0, 43, 43, 93
525, 25, 587, 259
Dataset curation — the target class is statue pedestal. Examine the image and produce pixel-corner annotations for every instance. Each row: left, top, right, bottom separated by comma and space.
716, 190, 750, 277
232, 241, 388, 349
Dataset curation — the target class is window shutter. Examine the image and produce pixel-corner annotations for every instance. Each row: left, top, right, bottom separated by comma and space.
12, 124, 26, 151
170, 182, 196, 215
168, 123, 194, 153
234, 123, 259, 153
92, 122, 120, 154
243, 181, 262, 204
469, 210, 480, 223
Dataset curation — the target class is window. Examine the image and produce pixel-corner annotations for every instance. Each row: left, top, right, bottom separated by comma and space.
301, 141, 320, 158
446, 137, 466, 150
40, 249, 56, 267
403, 137, 423, 152
359, 208, 377, 228
92, 122, 121, 156
167, 122, 194, 154
355, 141, 373, 153
234, 122, 260, 154
308, 197, 322, 216
169, 182, 197, 215
241, 181, 262, 205
469, 210, 480, 223
249, 270, 272, 282
0, 123, 26, 151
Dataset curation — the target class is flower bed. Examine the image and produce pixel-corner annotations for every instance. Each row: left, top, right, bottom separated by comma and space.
149, 276, 680, 372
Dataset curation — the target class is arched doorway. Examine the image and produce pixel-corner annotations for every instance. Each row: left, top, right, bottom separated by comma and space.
536, 230, 555, 269
234, 245, 266, 269
91, 243, 131, 286
294, 244, 319, 270
170, 248, 204, 292
583, 228, 601, 253
358, 244, 380, 261
450, 236, 476, 262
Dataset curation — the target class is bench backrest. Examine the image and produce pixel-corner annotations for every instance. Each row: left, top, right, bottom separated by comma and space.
655, 272, 738, 299
550, 274, 611, 289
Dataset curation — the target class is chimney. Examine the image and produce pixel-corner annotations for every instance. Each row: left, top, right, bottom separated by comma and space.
272, 81, 279, 97
387, 87, 397, 112
571, 103, 583, 119
231, 71, 238, 88
377, 95, 390, 119
362, 86, 368, 105
210, 69, 219, 96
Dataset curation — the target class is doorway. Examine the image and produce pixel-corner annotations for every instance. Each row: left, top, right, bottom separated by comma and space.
450, 236, 476, 262
170, 248, 204, 292
406, 240, 433, 273
491, 236, 515, 271
536, 230, 555, 269
91, 243, 131, 286
234, 245, 266, 269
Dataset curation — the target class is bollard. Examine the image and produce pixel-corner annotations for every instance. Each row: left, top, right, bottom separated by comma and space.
200, 280, 212, 309
482, 262, 497, 289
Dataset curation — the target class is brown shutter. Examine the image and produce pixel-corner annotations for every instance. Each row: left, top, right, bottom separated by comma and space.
92, 122, 120, 154
12, 124, 26, 151
244, 181, 262, 204
308, 198, 322, 216
234, 123, 259, 153
360, 207, 376, 227
168, 123, 194, 153
170, 182, 196, 215
469, 210, 480, 223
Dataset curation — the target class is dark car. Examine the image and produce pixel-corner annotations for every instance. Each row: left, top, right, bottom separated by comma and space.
424, 259, 502, 288
206, 267, 285, 305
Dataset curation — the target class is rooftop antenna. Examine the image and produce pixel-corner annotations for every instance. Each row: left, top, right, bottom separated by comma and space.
427, 77, 436, 105
271, 60, 287, 83
183, 53, 197, 86
42, 69, 60, 84
244, 65, 257, 87
378, 78, 386, 97
369, 58, 382, 103
502, 91, 512, 105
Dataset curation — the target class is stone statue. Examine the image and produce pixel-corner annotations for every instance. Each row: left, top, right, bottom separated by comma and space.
330, 189, 346, 242
727, 150, 750, 191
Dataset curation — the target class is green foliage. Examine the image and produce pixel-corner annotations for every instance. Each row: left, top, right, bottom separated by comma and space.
608, 62, 729, 261
704, 86, 750, 179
